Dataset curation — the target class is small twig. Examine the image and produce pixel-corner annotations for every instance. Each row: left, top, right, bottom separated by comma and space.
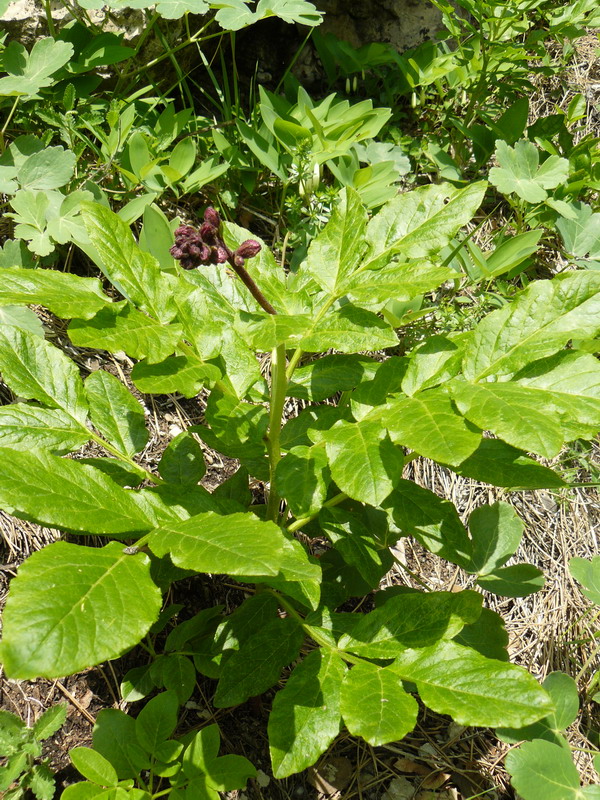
55, 681, 95, 725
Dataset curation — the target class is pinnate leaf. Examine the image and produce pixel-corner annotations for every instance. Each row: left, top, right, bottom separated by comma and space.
340, 662, 418, 746
70, 747, 118, 787
269, 649, 346, 778
158, 432, 206, 486
132, 355, 219, 397
0, 266, 108, 319
182, 723, 256, 791
0, 541, 161, 679
0, 404, 89, 453
391, 640, 554, 728
135, 691, 178, 754
86, 370, 148, 456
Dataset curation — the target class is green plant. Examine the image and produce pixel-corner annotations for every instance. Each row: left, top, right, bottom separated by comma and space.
62, 693, 255, 799
0, 704, 67, 800
1, 182, 600, 790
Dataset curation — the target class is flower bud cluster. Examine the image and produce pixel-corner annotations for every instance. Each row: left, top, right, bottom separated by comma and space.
170, 207, 261, 271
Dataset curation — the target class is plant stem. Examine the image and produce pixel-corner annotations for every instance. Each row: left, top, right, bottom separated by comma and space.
227, 257, 277, 315
286, 491, 347, 533
266, 342, 287, 522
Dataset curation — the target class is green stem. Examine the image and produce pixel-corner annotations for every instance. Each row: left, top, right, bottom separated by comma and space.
285, 295, 337, 382
286, 491, 347, 534
1, 96, 20, 144
266, 342, 287, 522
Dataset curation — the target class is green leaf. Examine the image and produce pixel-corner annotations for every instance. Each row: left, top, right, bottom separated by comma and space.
214, 616, 304, 707
85, 370, 148, 457
131, 356, 218, 397
452, 438, 567, 489
0, 404, 89, 454
320, 418, 404, 506
28, 762, 55, 800
0, 710, 25, 755
281, 405, 353, 450
569, 556, 600, 605
401, 335, 463, 396
556, 202, 600, 262
287, 355, 379, 402
477, 564, 545, 597
276, 444, 330, 516
70, 747, 119, 787
489, 140, 569, 203
382, 480, 472, 568
92, 710, 150, 781
195, 389, 269, 460
80, 202, 177, 323
0, 305, 44, 337
33, 704, 67, 741
69, 305, 183, 364
0, 448, 154, 534
497, 671, 579, 745
454, 608, 509, 661
268, 649, 346, 779
319, 507, 389, 588
462, 272, 600, 381
338, 590, 481, 658
147, 511, 285, 576
467, 501, 524, 575
0, 541, 161, 679
299, 304, 398, 353
380, 388, 481, 466
0, 326, 88, 422
156, 654, 196, 703
236, 311, 312, 350
340, 662, 418, 746
506, 740, 592, 800
345, 259, 455, 309
17, 146, 76, 191
135, 691, 179, 754
181, 724, 256, 791
305, 187, 367, 295
0, 267, 108, 320
362, 182, 487, 271
0, 39, 74, 97
158, 432, 205, 486
391, 641, 554, 728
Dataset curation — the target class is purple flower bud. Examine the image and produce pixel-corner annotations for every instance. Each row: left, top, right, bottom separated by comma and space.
235, 239, 262, 260
215, 245, 229, 263
233, 253, 245, 268
203, 206, 221, 228
199, 221, 218, 245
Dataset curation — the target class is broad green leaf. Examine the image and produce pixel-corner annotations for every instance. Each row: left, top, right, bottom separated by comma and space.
275, 444, 330, 516
467, 501, 524, 575
158, 432, 205, 486
69, 305, 183, 364
320, 418, 404, 506
569, 556, 600, 605
236, 311, 312, 350
506, 740, 593, 800
147, 511, 285, 576
281, 405, 353, 450
155, 654, 196, 703
0, 305, 44, 337
345, 259, 456, 309
0, 448, 154, 533
462, 272, 600, 381
319, 507, 388, 588
181, 724, 256, 791
93, 710, 150, 780
256, 0, 322, 26
287, 354, 379, 402
0, 39, 74, 97
0, 266, 109, 320
382, 480, 472, 568
556, 202, 600, 263
70, 747, 119, 787
305, 187, 368, 295
401, 335, 463, 396
489, 140, 569, 203
0, 326, 88, 422
33, 704, 67, 741
268, 649, 346, 778
0, 404, 88, 453
214, 616, 304, 707
299, 304, 398, 353
498, 671, 579, 745
340, 662, 418, 746
349, 357, 407, 420
131, 356, 219, 397
380, 389, 481, 466
452, 438, 567, 489
391, 640, 554, 728
338, 590, 481, 658
135, 692, 178, 754
86, 371, 148, 457
477, 564, 545, 597
80, 202, 177, 323
196, 389, 269, 460
362, 182, 487, 271
17, 146, 76, 191
451, 380, 568, 458
454, 608, 509, 661
0, 541, 161, 679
